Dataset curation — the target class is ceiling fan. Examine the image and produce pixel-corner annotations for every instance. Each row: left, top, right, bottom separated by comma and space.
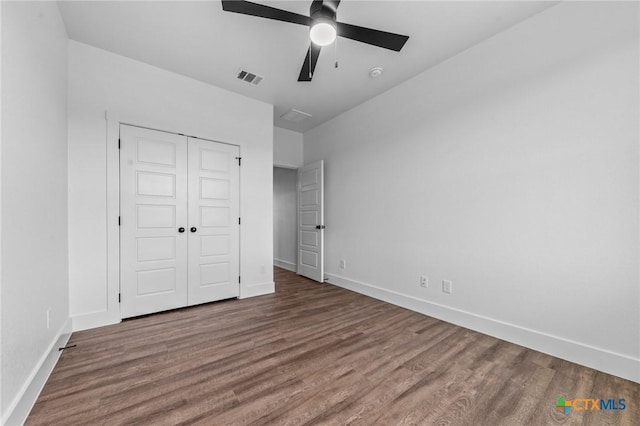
221, 0, 409, 82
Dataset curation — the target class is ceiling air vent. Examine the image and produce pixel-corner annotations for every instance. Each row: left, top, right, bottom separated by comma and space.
280, 109, 312, 123
236, 68, 263, 85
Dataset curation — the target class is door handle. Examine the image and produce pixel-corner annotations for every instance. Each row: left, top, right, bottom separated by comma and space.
178, 227, 185, 233
315, 225, 325, 229
190, 227, 197, 233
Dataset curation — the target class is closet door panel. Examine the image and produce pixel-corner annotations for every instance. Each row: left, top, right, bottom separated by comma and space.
120, 125, 188, 318
187, 138, 240, 305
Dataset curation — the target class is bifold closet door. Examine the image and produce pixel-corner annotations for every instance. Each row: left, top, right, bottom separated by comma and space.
120, 125, 189, 318
187, 138, 240, 305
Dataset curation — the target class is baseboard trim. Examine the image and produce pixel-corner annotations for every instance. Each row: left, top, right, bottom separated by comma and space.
326, 273, 640, 383
274, 259, 296, 272
2, 318, 72, 425
240, 281, 275, 299
72, 310, 121, 332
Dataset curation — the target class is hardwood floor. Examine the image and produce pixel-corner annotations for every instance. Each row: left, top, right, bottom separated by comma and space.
28, 267, 638, 425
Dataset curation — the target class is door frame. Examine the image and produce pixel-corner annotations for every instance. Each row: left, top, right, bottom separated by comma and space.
100, 110, 242, 326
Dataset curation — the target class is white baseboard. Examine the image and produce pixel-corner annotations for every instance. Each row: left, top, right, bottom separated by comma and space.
72, 310, 121, 332
240, 281, 275, 299
2, 318, 72, 426
274, 258, 296, 272
326, 273, 640, 384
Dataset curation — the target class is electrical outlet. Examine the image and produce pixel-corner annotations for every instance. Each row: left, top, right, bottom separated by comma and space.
46, 308, 51, 329
339, 259, 346, 269
442, 280, 453, 294
420, 275, 428, 288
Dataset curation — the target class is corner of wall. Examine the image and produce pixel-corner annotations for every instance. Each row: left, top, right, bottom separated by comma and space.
274, 259, 296, 272
2, 319, 72, 426
2, 0, 71, 420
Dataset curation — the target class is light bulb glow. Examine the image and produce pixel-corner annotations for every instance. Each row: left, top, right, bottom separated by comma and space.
310, 21, 336, 46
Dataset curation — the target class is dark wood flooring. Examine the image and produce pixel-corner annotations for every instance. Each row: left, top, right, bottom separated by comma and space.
27, 267, 639, 425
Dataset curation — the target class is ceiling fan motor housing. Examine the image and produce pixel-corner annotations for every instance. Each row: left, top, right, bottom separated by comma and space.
310, 2, 337, 24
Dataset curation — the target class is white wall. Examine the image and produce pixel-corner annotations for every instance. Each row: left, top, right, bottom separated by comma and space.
274, 127, 303, 168
1, 1, 70, 421
305, 2, 639, 382
274, 167, 297, 271
68, 41, 274, 330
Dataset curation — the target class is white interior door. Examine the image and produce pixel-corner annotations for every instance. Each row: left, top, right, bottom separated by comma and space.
120, 126, 240, 318
120, 125, 188, 318
297, 160, 324, 282
187, 138, 240, 304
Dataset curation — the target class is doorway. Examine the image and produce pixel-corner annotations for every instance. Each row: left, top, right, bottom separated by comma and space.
273, 160, 325, 283
273, 167, 298, 272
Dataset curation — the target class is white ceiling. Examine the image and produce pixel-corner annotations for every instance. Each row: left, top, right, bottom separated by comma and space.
58, 1, 558, 133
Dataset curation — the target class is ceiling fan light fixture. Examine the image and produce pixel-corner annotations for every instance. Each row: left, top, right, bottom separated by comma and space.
310, 19, 336, 46
220, 0, 409, 82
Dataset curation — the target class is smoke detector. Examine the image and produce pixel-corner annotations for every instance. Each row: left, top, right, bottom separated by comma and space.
236, 68, 263, 85
280, 109, 312, 123
369, 67, 383, 78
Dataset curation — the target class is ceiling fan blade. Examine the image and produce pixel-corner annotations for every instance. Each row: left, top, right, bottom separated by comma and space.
298, 43, 322, 82
221, 1, 311, 26
337, 22, 409, 51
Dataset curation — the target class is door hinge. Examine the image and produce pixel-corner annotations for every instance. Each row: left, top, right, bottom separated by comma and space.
118, 139, 121, 149
118, 293, 121, 303
238, 217, 241, 225
238, 276, 241, 284
235, 156, 242, 166
118, 216, 121, 226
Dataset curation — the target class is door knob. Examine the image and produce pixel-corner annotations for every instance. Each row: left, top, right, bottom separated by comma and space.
178, 227, 185, 233
190, 227, 197, 233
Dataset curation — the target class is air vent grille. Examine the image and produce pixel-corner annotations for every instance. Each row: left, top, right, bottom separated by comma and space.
280, 109, 312, 123
236, 69, 263, 85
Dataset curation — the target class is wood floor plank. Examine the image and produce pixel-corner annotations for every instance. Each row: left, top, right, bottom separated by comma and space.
26, 267, 639, 425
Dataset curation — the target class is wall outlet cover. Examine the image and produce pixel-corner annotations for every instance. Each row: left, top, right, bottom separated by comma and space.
420, 275, 428, 288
